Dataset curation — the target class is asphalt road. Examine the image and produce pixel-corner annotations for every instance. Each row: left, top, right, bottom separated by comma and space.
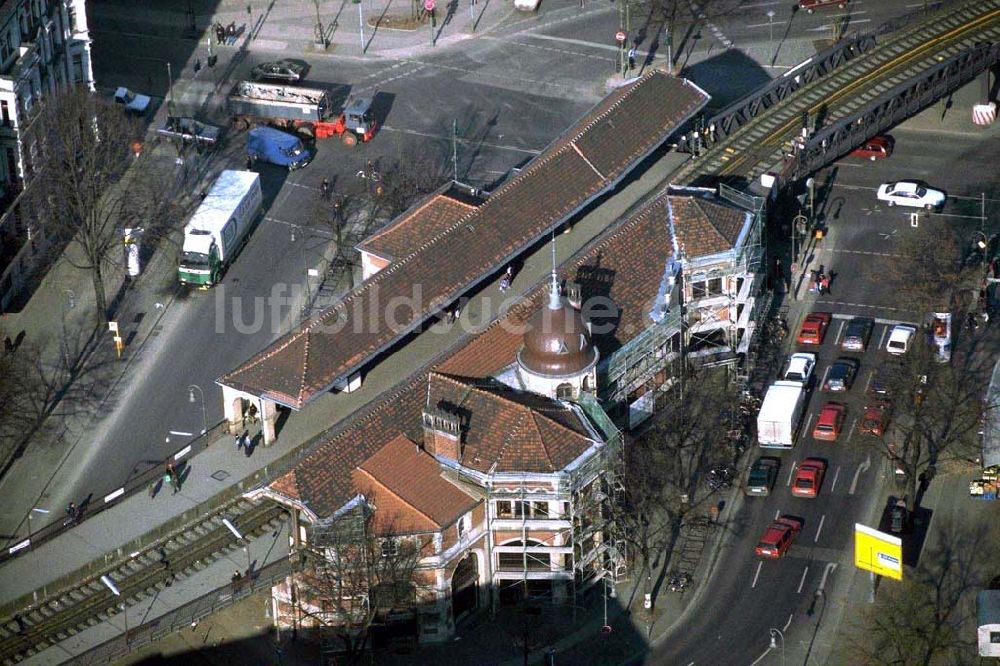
649, 112, 1000, 665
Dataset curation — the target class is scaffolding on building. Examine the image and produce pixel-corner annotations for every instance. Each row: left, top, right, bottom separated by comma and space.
484, 394, 626, 613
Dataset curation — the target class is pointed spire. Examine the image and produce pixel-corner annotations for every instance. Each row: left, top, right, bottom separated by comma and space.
548, 270, 561, 310
547, 232, 561, 310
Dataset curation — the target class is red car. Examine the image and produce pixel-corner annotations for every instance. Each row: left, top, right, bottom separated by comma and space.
860, 399, 892, 436
796, 312, 832, 345
799, 0, 847, 12
792, 458, 827, 498
850, 136, 894, 161
813, 402, 845, 441
755, 516, 803, 559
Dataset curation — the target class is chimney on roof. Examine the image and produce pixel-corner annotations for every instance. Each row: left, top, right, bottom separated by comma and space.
421, 407, 461, 461
566, 282, 582, 309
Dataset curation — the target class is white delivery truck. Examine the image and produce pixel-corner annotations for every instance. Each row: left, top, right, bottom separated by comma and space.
757, 380, 806, 448
178, 170, 263, 288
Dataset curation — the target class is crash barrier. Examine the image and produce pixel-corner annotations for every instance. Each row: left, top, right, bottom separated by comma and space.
1, 421, 227, 564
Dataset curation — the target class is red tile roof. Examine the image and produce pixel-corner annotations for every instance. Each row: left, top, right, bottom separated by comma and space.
219, 70, 709, 409
667, 194, 747, 259
351, 434, 479, 535
356, 192, 477, 263
426, 373, 598, 474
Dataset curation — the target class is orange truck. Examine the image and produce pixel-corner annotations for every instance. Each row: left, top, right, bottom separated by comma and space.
227, 81, 378, 145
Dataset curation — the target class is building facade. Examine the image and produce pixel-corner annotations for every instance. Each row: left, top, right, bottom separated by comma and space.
0, 0, 93, 312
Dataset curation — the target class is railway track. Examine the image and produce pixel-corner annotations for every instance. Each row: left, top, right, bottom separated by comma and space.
674, 0, 1000, 184
0, 499, 286, 665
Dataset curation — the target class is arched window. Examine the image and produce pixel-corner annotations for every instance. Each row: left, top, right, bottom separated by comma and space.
556, 383, 574, 399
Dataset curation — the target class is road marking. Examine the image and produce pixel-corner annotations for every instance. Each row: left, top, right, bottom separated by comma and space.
806, 18, 870, 31
803, 412, 815, 438
379, 125, 541, 155
787, 462, 797, 487
878, 325, 890, 350
864, 369, 873, 394
815, 515, 826, 543
775, 509, 781, 520
740, 0, 784, 8
168, 430, 193, 436
846, 417, 858, 443
830, 466, 841, 493
784, 613, 793, 632
835, 319, 846, 344
850, 455, 871, 495
752, 561, 763, 588
819, 366, 831, 391
797, 566, 809, 593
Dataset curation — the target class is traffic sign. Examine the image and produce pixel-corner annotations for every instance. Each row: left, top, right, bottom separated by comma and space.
615, 31, 626, 43
424, 0, 435, 10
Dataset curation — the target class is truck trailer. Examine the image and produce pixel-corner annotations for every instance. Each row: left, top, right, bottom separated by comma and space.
178, 170, 263, 288
757, 380, 806, 448
227, 81, 378, 145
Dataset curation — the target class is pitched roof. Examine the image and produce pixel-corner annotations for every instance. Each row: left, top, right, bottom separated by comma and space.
426, 373, 598, 474
219, 70, 710, 409
356, 189, 478, 263
667, 194, 746, 259
351, 434, 479, 534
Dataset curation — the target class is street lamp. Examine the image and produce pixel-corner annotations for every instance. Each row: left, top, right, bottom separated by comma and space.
766, 10, 776, 66
188, 384, 207, 435
26, 506, 49, 543
769, 627, 785, 666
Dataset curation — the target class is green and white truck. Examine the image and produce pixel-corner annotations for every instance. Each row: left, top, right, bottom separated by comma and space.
178, 170, 263, 288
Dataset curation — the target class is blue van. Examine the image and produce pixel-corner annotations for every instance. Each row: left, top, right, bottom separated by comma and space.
247, 127, 313, 170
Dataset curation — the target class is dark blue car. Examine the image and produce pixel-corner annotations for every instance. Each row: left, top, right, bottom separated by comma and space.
247, 126, 312, 170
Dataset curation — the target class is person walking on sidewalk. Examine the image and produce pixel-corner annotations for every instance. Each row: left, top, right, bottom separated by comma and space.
235, 433, 244, 453
165, 463, 178, 494
321, 177, 331, 200
64, 502, 79, 526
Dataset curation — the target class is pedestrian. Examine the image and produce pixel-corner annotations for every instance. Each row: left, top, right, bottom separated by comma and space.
199, 189, 208, 201
242, 432, 252, 452
215, 23, 225, 44
65, 502, 78, 526
235, 433, 244, 452
820, 275, 830, 295
165, 463, 177, 494
245, 153, 255, 171
499, 277, 510, 292
321, 177, 331, 200
628, 47, 637, 71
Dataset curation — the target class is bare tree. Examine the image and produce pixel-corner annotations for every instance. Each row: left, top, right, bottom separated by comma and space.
846, 522, 994, 665
28, 87, 181, 326
884, 231, 976, 314
294, 502, 431, 660
617, 368, 738, 609
869, 341, 986, 511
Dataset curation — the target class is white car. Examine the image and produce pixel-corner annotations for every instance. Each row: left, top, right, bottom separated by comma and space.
886, 324, 917, 355
876, 181, 945, 210
513, 0, 540, 10
783, 352, 817, 384
114, 87, 151, 114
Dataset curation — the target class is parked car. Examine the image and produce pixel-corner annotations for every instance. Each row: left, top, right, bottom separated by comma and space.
250, 59, 308, 82
792, 458, 827, 497
930, 312, 952, 363
876, 180, 946, 210
797, 312, 832, 345
868, 368, 891, 396
156, 116, 222, 146
514, 0, 541, 10
841, 317, 873, 352
860, 399, 892, 436
746, 457, 780, 497
755, 516, 803, 559
850, 136, 893, 161
799, 0, 847, 12
813, 402, 846, 441
824, 358, 859, 392
784, 352, 817, 384
886, 324, 918, 355
114, 87, 151, 114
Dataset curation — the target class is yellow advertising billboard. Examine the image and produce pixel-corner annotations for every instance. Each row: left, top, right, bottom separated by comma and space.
854, 523, 903, 581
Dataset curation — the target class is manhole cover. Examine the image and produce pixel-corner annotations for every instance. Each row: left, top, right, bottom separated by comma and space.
211, 470, 231, 482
